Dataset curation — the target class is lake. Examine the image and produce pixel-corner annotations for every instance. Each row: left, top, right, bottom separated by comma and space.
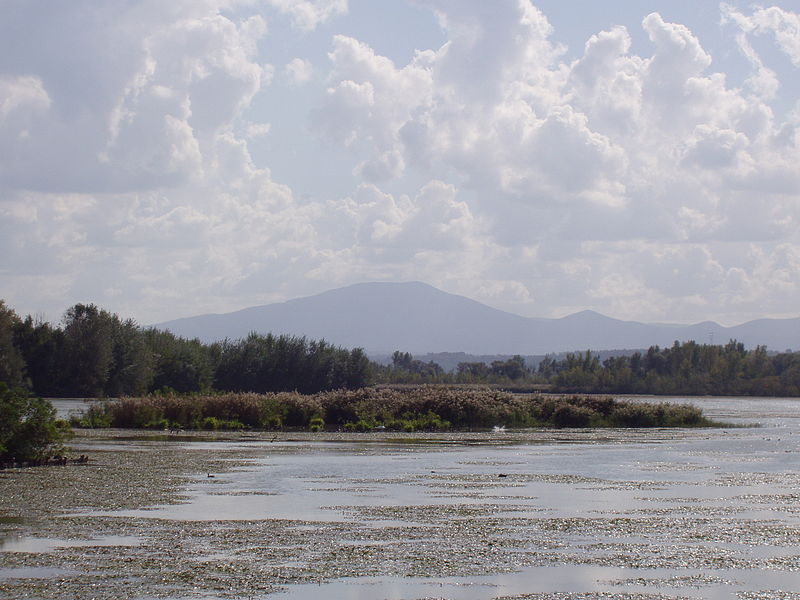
1, 396, 800, 599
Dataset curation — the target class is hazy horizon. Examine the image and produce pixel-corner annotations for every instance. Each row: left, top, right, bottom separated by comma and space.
152, 280, 797, 329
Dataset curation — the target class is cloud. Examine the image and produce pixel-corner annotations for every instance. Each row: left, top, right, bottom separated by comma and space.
308, 2, 800, 323
2, 0, 799, 329
243, 121, 272, 138
327, 179, 485, 255
642, 12, 712, 91
285, 58, 313, 85
0, 75, 51, 120
722, 3, 800, 67
423, 0, 563, 104
265, 0, 348, 32
354, 149, 405, 183
312, 34, 433, 151
0, 2, 298, 320
0, 2, 267, 194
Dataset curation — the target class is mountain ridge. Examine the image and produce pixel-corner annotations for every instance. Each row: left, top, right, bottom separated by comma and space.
154, 281, 799, 355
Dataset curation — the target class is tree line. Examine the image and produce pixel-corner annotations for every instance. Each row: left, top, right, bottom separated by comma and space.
377, 341, 800, 396
546, 340, 800, 396
2, 298, 798, 398
0, 300, 371, 398
373, 351, 530, 385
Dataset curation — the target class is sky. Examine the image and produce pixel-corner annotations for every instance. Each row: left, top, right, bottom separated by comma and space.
1, 0, 799, 327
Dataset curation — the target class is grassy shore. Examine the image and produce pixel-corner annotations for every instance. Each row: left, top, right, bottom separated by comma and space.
73, 386, 725, 432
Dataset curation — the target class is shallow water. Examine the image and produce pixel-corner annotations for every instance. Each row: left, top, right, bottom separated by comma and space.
2, 397, 800, 599
50, 398, 103, 420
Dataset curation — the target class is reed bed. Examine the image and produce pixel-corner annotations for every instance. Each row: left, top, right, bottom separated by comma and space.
74, 386, 724, 431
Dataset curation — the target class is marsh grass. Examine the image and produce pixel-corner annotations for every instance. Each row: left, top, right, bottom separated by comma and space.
72, 387, 725, 432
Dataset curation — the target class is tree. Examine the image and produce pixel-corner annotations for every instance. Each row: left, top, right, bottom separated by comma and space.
490, 355, 527, 380
105, 317, 155, 396
457, 361, 490, 381
60, 304, 115, 397
143, 329, 214, 393
13, 315, 64, 396
537, 356, 557, 378
0, 301, 27, 388
214, 333, 370, 393
343, 347, 372, 389
389, 351, 445, 381
0, 384, 65, 463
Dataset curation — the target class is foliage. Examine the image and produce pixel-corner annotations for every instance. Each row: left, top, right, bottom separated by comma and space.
215, 333, 371, 394
489, 355, 528, 380
12, 314, 64, 396
0, 383, 66, 463
377, 344, 800, 397
1, 299, 371, 398
59, 304, 117, 397
2, 296, 798, 398
79, 386, 723, 432
375, 352, 535, 385
142, 329, 214, 393
547, 340, 800, 396
378, 351, 448, 383
0, 302, 27, 388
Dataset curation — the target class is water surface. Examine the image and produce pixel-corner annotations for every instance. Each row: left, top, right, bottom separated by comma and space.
1, 397, 799, 599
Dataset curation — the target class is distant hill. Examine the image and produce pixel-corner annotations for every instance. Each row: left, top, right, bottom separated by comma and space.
154, 281, 799, 355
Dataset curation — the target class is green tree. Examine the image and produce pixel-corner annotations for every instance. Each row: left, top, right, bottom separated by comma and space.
388, 350, 445, 381
143, 328, 214, 393
0, 384, 65, 463
60, 304, 115, 397
457, 361, 490, 382
343, 347, 372, 389
105, 317, 155, 396
13, 315, 64, 396
0, 301, 27, 388
490, 355, 527, 380
214, 333, 371, 393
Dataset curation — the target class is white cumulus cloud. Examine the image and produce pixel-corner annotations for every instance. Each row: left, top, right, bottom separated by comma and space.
2, 0, 799, 329
285, 58, 313, 85
265, 0, 348, 32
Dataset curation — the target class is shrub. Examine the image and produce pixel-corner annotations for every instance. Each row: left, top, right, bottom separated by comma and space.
69, 388, 722, 432
344, 419, 373, 432
609, 404, 658, 428
75, 403, 113, 428
144, 417, 172, 430
552, 403, 594, 428
0, 383, 66, 463
196, 416, 246, 431
260, 414, 283, 429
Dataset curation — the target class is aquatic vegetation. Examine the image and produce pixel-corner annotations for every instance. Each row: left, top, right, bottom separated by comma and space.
73, 386, 724, 431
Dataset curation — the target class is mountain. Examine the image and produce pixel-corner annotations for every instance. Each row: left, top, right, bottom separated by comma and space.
154, 281, 799, 355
